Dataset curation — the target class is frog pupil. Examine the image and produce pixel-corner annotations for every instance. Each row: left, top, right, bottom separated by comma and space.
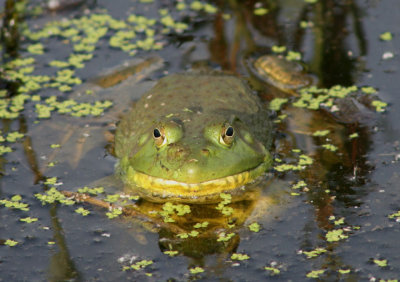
226, 126, 234, 137
154, 128, 161, 138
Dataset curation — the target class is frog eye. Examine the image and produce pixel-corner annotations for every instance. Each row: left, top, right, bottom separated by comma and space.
153, 128, 166, 147
220, 125, 235, 146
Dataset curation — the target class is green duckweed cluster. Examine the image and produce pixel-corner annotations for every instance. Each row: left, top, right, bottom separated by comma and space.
274, 154, 313, 172
231, 253, 250, 261
20, 217, 38, 223
77, 186, 104, 195
193, 221, 209, 228
254, 7, 269, 16
269, 98, 288, 111
0, 195, 29, 211
75, 207, 90, 216
380, 32, 393, 41
303, 247, 327, 259
216, 193, 234, 216
1, 2, 221, 123
104, 193, 124, 203
312, 129, 330, 137
159, 202, 191, 223
189, 1, 218, 13
122, 259, 153, 271
373, 259, 388, 267
271, 46, 301, 61
35, 187, 75, 206
36, 96, 112, 119
217, 231, 235, 242
306, 269, 325, 278
177, 230, 199, 239
325, 229, 348, 242
189, 266, 205, 274
248, 222, 261, 232
106, 208, 123, 219
163, 250, 179, 257
4, 239, 19, 247
388, 210, 400, 221
264, 266, 280, 275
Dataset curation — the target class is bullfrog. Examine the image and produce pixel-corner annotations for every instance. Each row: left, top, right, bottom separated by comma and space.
115, 72, 274, 203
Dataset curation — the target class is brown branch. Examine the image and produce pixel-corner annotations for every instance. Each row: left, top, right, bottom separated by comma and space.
60, 190, 187, 234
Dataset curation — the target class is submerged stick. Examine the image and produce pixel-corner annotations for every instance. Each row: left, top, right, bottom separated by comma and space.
60, 190, 187, 234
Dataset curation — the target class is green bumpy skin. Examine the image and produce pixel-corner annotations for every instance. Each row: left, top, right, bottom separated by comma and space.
115, 73, 273, 202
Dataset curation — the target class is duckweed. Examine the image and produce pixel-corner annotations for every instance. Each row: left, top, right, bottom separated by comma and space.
44, 177, 58, 185
361, 86, 377, 94
35, 187, 75, 205
313, 130, 330, 137
248, 222, 261, 232
300, 21, 314, 28
164, 250, 179, 257
75, 207, 90, 216
190, 1, 203, 11
306, 269, 325, 278
264, 266, 280, 275
286, 51, 301, 61
20, 217, 38, 223
292, 180, 307, 189
299, 154, 313, 166
6, 132, 24, 142
292, 85, 359, 110
302, 247, 327, 258
27, 43, 44, 55
189, 266, 204, 274
338, 269, 351, 274
77, 186, 104, 195
231, 253, 250, 261
380, 32, 393, 41
193, 221, 209, 228
349, 133, 359, 139
254, 8, 268, 16
216, 193, 234, 215
106, 208, 122, 219
105, 194, 120, 203
269, 98, 288, 111
334, 217, 345, 225
160, 202, 191, 223
0, 195, 29, 211
271, 45, 286, 53
325, 229, 348, 242
177, 230, 199, 239
322, 144, 338, 152
388, 210, 400, 221
0, 146, 13, 155
123, 259, 153, 271
371, 100, 388, 112
373, 259, 388, 267
217, 232, 235, 242
4, 239, 19, 247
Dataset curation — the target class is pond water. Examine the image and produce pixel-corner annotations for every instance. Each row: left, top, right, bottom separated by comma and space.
0, 0, 399, 281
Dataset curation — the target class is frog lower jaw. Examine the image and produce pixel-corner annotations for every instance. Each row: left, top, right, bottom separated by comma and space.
124, 160, 270, 201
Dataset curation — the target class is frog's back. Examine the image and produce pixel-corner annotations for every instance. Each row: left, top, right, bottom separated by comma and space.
115, 73, 271, 158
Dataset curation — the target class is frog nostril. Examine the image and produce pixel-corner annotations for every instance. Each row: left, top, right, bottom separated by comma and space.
201, 148, 210, 156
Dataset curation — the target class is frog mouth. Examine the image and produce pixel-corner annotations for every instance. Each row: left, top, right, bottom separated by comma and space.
124, 161, 269, 201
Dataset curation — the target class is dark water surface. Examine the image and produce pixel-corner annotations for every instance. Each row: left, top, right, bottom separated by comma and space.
0, 0, 399, 281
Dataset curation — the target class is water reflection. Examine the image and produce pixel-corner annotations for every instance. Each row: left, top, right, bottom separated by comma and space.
206, 0, 373, 278
0, 0, 382, 279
